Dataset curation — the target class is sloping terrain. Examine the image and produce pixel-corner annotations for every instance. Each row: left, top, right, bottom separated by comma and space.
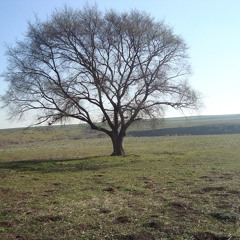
129, 114, 240, 137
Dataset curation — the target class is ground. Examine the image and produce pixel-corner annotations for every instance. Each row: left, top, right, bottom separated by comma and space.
0, 127, 239, 239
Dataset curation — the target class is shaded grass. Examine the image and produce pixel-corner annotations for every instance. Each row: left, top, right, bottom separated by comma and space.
0, 134, 240, 239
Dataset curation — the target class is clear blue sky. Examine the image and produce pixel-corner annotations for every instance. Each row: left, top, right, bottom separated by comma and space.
0, 0, 240, 129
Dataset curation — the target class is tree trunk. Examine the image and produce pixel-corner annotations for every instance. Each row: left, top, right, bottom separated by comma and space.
110, 132, 125, 156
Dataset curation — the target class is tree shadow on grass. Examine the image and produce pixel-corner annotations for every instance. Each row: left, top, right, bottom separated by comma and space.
0, 156, 125, 173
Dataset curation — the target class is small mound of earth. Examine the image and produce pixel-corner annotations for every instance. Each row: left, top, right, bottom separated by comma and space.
145, 221, 164, 230
115, 216, 131, 224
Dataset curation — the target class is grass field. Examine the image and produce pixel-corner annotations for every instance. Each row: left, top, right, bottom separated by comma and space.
0, 124, 240, 239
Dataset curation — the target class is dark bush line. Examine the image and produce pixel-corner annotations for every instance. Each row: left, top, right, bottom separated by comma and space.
129, 124, 240, 137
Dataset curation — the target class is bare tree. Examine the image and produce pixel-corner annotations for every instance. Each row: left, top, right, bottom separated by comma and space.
1, 6, 200, 155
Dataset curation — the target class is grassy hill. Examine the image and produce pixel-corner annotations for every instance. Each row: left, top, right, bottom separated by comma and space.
1, 115, 240, 239
129, 114, 240, 137
1, 114, 240, 144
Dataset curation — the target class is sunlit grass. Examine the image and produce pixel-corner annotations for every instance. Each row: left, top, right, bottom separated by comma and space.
0, 132, 240, 239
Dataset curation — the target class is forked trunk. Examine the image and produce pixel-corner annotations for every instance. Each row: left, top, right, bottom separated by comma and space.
110, 133, 125, 156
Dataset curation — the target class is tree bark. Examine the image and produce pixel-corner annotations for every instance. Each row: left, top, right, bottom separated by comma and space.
110, 132, 125, 156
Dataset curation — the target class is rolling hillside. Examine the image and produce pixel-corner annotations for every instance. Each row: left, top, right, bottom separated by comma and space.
1, 114, 240, 142
129, 114, 240, 137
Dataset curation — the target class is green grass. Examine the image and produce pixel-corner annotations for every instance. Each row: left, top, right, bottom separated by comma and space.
0, 132, 240, 239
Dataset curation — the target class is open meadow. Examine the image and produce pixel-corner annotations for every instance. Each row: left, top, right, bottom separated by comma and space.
0, 125, 240, 239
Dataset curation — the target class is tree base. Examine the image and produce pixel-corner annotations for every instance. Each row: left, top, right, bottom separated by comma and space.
111, 150, 125, 156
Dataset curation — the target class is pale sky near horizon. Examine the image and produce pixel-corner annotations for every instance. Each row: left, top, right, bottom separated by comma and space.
0, 0, 240, 129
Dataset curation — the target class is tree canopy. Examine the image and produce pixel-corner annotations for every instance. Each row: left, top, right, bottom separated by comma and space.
1, 6, 200, 155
